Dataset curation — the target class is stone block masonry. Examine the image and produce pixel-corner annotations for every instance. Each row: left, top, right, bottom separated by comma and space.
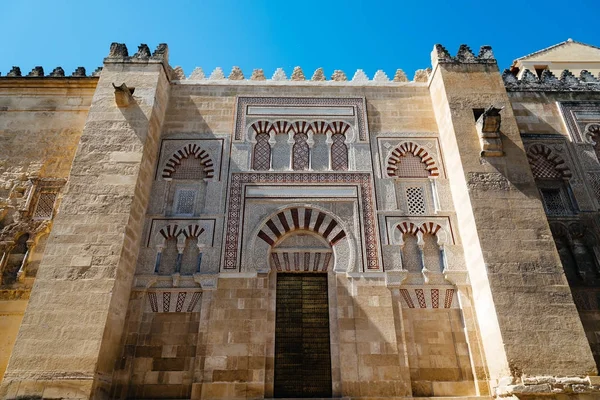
2, 39, 600, 400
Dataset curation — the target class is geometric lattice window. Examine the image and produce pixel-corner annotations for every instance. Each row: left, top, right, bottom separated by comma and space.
171, 156, 206, 180
33, 192, 57, 219
174, 189, 197, 216
530, 155, 562, 179
406, 186, 426, 215
292, 133, 310, 171
395, 153, 429, 178
588, 172, 600, 204
253, 133, 271, 171
540, 188, 571, 216
331, 134, 348, 171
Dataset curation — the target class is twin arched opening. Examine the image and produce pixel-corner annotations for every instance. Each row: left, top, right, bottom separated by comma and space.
395, 221, 448, 281
154, 224, 206, 275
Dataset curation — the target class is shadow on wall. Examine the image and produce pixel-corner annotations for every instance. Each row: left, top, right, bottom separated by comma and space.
484, 132, 541, 200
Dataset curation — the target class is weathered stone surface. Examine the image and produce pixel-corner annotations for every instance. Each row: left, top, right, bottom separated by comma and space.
290, 66, 305, 81
228, 66, 244, 80
331, 70, 347, 81
311, 67, 326, 81
393, 69, 408, 82
188, 67, 205, 80
250, 68, 266, 80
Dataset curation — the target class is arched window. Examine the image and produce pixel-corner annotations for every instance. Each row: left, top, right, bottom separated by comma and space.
162, 144, 215, 180
330, 134, 348, 171
253, 133, 271, 171
527, 144, 575, 216
386, 143, 439, 178
292, 133, 310, 170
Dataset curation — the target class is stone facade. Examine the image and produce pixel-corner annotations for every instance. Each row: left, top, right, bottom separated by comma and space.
1, 40, 600, 399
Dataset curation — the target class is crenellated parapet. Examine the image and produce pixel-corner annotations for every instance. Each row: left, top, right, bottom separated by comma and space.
432, 44, 496, 65
1, 65, 101, 78
172, 65, 428, 84
503, 68, 600, 91
104, 42, 169, 64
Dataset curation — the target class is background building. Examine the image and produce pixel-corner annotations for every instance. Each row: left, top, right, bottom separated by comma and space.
1, 40, 600, 399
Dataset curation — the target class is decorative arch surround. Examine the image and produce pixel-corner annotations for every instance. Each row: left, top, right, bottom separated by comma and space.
181, 224, 205, 240
157, 223, 207, 244
527, 143, 572, 179
255, 207, 349, 273
395, 221, 447, 244
386, 142, 440, 178
158, 224, 181, 242
162, 144, 215, 179
257, 207, 347, 248
310, 121, 329, 135
250, 120, 352, 136
396, 221, 420, 236
225, 173, 377, 271
420, 222, 443, 237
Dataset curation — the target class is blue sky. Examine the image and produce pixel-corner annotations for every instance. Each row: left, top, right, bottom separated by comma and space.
2, 0, 599, 79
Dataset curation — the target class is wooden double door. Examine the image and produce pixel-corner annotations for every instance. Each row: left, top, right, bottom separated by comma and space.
274, 273, 332, 398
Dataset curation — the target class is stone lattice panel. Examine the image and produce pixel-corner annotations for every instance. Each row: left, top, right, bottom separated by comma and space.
331, 134, 349, 171
33, 192, 57, 219
253, 133, 271, 171
292, 133, 310, 170
587, 172, 600, 204
405, 186, 426, 215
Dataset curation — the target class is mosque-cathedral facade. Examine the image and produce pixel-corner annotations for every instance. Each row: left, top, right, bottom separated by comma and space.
2, 40, 600, 399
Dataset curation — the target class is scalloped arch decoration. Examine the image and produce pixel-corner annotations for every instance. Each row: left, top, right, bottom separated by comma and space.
181, 224, 205, 239
526, 143, 572, 179
162, 144, 215, 179
257, 207, 347, 247
386, 142, 439, 178
420, 222, 443, 236
159, 224, 180, 240
396, 221, 420, 236
249, 120, 351, 136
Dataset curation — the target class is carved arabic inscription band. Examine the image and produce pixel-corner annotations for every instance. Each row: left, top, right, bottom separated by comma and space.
223, 172, 379, 270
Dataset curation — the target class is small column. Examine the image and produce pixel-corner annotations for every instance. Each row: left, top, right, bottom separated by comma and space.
154, 244, 164, 274
16, 239, 35, 282
195, 243, 206, 273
